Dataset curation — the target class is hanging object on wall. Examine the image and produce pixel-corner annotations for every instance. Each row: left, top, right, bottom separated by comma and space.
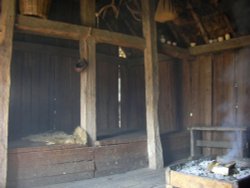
74, 58, 88, 73
154, 0, 177, 23
19, 0, 52, 19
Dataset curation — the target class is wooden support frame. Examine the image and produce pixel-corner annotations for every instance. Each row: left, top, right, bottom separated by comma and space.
79, 0, 97, 146
0, 0, 15, 187
141, 0, 163, 169
15, 15, 145, 50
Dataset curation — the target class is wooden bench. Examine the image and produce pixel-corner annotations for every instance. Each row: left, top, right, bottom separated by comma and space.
188, 126, 248, 158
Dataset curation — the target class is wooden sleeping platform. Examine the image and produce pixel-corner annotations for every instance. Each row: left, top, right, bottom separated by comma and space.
7, 131, 148, 188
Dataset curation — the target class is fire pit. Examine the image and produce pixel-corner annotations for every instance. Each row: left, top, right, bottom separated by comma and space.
166, 157, 250, 188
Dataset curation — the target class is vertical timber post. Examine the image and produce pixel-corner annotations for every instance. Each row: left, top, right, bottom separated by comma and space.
0, 0, 15, 187
79, 0, 97, 146
141, 0, 164, 169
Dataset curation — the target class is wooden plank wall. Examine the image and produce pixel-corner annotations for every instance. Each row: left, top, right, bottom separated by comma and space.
158, 58, 179, 133
8, 44, 80, 140
181, 55, 212, 129
123, 63, 146, 131
96, 55, 119, 135
180, 47, 250, 157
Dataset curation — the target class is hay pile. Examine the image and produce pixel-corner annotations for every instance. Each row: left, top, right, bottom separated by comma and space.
22, 126, 87, 145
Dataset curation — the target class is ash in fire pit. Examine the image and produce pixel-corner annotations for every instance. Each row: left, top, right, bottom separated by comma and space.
174, 157, 250, 182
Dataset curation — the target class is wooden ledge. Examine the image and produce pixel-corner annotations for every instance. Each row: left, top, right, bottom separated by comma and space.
189, 35, 250, 55
159, 44, 193, 60
15, 15, 146, 50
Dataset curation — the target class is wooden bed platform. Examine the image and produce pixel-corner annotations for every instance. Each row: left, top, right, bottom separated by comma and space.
7, 131, 148, 188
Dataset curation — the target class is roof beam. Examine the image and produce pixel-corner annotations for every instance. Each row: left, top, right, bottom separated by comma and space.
15, 15, 145, 50
189, 35, 250, 55
188, 3, 209, 43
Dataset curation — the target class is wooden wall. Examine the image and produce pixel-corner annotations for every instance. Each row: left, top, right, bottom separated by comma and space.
8, 41, 147, 141
180, 47, 250, 156
9, 42, 80, 140
96, 56, 147, 137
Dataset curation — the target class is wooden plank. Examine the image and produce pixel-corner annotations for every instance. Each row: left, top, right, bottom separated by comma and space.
159, 44, 193, 60
8, 147, 94, 167
189, 35, 250, 55
196, 140, 233, 149
190, 130, 202, 157
0, 0, 15, 187
141, 0, 163, 169
15, 15, 146, 50
94, 141, 148, 177
189, 127, 247, 131
169, 171, 237, 188
8, 160, 94, 180
7, 171, 94, 188
80, 0, 97, 146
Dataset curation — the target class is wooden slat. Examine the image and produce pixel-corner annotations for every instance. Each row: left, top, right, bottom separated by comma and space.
0, 0, 15, 187
15, 15, 146, 50
141, 0, 163, 169
189, 35, 250, 55
196, 140, 232, 149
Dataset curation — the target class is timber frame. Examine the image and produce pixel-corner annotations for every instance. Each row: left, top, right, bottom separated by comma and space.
0, 0, 164, 186
0, 0, 16, 187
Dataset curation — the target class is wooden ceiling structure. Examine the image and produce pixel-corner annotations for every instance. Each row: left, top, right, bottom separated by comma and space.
0, 1, 161, 187
1, 0, 250, 187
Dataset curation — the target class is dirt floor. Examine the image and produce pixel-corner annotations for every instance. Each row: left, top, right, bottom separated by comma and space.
39, 168, 166, 188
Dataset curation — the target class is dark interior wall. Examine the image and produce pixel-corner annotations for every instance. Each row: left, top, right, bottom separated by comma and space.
9, 43, 80, 140
213, 48, 250, 127
180, 48, 250, 129
158, 57, 181, 133
180, 55, 213, 129
8, 41, 147, 140
179, 48, 250, 156
96, 55, 119, 136
96, 56, 147, 137
123, 63, 146, 131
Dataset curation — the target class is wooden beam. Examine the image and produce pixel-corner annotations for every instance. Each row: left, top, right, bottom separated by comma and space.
0, 0, 15, 187
141, 0, 163, 169
188, 3, 209, 44
189, 35, 250, 55
79, 0, 96, 146
159, 44, 193, 60
15, 15, 145, 50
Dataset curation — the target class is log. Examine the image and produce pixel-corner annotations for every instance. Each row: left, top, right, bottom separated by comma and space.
0, 0, 15, 187
15, 15, 145, 50
141, 0, 164, 169
79, 0, 97, 146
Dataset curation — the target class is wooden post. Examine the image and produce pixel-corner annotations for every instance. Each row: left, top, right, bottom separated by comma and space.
79, 0, 97, 146
141, 0, 164, 169
0, 0, 15, 187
